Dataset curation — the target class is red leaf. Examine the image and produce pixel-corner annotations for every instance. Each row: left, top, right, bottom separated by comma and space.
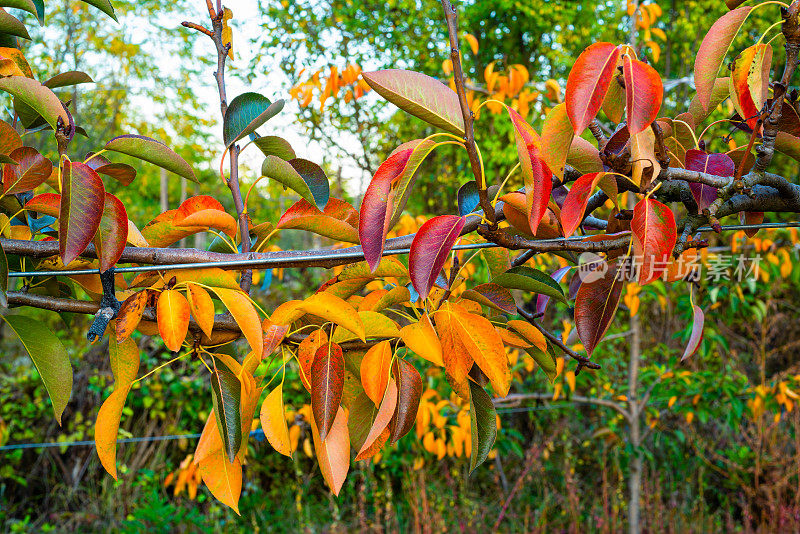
94, 193, 128, 273
311, 341, 345, 440
681, 304, 705, 362
740, 210, 764, 238
622, 54, 663, 135
565, 42, 621, 134
3, 147, 52, 194
408, 214, 465, 299
631, 198, 677, 285
25, 193, 60, 217
729, 44, 772, 131
507, 107, 553, 234
278, 197, 360, 243
694, 7, 752, 112
685, 150, 734, 211
561, 172, 619, 237
359, 149, 413, 271
59, 160, 105, 265
389, 358, 422, 444
575, 260, 623, 356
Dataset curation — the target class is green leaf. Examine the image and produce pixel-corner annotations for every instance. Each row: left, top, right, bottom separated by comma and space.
0, 0, 37, 17
2, 314, 72, 424
525, 346, 557, 383
223, 92, 284, 147
211, 356, 242, 463
104, 135, 197, 183
289, 158, 329, 209
261, 155, 328, 209
0, 77, 69, 131
468, 380, 496, 473
79, 0, 116, 21
0, 7, 28, 39
254, 135, 295, 160
362, 69, 465, 135
43, 71, 94, 89
492, 266, 567, 304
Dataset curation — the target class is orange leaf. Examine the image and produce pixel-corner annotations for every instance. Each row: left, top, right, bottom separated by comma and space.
186, 284, 215, 338
398, 313, 443, 366
356, 379, 398, 460
360, 340, 393, 406
198, 448, 242, 514
212, 288, 263, 359
309, 406, 350, 495
298, 329, 327, 391
157, 290, 190, 352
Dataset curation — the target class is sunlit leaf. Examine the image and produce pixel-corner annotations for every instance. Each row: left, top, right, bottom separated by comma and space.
398, 313, 443, 367
575, 260, 623, 356
631, 198, 677, 284
362, 69, 465, 135
2, 146, 51, 194
94, 193, 128, 273
105, 135, 197, 183
223, 92, 284, 146
355, 379, 397, 461
460, 282, 516, 314
0, 76, 69, 133
59, 159, 105, 265
300, 293, 365, 342
187, 284, 215, 338
561, 172, 619, 237
694, 7, 751, 112
95, 336, 139, 479
278, 197, 359, 243
389, 358, 422, 443
115, 290, 149, 342
262, 155, 329, 209
729, 44, 771, 131
254, 135, 295, 160
540, 103, 574, 179
0, 7, 28, 39
260, 383, 293, 457
360, 340, 393, 407
622, 54, 663, 135
157, 290, 190, 352
492, 265, 566, 304
198, 448, 242, 514
212, 288, 263, 359
311, 341, 345, 440
359, 149, 413, 270
43, 70, 93, 89
309, 405, 349, 495
565, 42, 620, 134
408, 214, 465, 299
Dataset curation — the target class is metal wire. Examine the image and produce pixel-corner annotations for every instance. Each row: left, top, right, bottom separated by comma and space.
7, 221, 800, 278
0, 429, 265, 452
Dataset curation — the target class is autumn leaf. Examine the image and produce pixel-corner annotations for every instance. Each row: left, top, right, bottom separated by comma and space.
210, 356, 243, 463
565, 42, 620, 134
116, 290, 149, 342
359, 149, 413, 271
574, 260, 624, 356
260, 383, 293, 457
468, 380, 497, 473
681, 305, 705, 362
561, 172, 619, 237
631, 198, 677, 285
408, 215, 465, 299
211, 288, 263, 359
694, 7, 752, 112
685, 150, 734, 212
94, 193, 128, 273
157, 290, 190, 352
389, 358, 422, 443
2, 146, 52, 194
398, 314, 443, 367
59, 158, 105, 266
309, 406, 350, 495
355, 379, 397, 461
622, 54, 663, 135
187, 284, 215, 338
360, 340, 393, 407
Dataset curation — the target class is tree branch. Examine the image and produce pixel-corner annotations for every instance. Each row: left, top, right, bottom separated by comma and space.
440, 0, 496, 226
495, 392, 631, 421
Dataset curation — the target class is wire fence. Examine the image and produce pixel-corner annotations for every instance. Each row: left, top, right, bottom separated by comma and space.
8, 221, 800, 278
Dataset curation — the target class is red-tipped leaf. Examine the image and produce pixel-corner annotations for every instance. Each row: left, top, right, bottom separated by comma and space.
622, 54, 663, 135
408, 215, 465, 299
631, 198, 678, 285
59, 159, 105, 265
311, 341, 345, 440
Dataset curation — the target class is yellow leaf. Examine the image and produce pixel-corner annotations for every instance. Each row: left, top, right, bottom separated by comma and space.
212, 288, 263, 359
300, 293, 365, 341
222, 8, 234, 60
463, 33, 479, 55
199, 448, 242, 514
260, 384, 293, 457
95, 336, 139, 479
398, 313, 443, 366
565, 370, 576, 391
506, 320, 548, 353
331, 311, 398, 343
157, 290, 190, 352
309, 406, 350, 495
360, 340, 393, 406
186, 284, 215, 338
